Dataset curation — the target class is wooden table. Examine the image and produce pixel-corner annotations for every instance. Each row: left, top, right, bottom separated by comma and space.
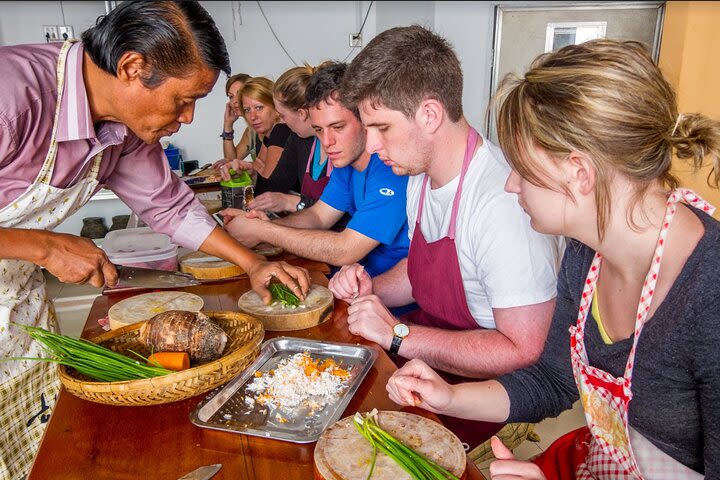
29, 257, 485, 480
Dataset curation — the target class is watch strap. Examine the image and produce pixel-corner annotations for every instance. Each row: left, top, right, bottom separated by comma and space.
389, 335, 403, 356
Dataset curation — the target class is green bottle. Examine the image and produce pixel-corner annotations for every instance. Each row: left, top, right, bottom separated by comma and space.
220, 170, 254, 210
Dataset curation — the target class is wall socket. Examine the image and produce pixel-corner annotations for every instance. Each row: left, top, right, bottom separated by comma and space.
43, 25, 75, 42
58, 25, 75, 41
349, 33, 362, 48
43, 25, 59, 42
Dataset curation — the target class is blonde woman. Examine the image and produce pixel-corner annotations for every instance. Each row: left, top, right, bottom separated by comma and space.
388, 39, 720, 479
247, 64, 334, 213
220, 77, 291, 194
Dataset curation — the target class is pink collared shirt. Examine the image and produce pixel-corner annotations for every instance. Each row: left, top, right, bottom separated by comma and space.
0, 42, 215, 250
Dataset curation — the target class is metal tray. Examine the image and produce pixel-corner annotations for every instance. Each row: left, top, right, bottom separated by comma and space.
190, 337, 377, 443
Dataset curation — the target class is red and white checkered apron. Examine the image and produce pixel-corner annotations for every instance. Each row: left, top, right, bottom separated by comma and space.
569, 189, 714, 479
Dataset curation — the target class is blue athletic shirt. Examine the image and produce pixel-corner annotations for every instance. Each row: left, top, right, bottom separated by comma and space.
320, 153, 409, 277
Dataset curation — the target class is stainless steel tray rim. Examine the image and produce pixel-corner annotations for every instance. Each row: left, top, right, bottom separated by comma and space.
189, 337, 377, 443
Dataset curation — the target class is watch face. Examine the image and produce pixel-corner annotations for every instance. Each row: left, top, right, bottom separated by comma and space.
297, 201, 305, 211
393, 323, 409, 337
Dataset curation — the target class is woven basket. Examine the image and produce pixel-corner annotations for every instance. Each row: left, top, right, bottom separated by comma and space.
58, 311, 264, 406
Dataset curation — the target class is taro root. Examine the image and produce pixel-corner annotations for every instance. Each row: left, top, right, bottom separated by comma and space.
139, 311, 227, 362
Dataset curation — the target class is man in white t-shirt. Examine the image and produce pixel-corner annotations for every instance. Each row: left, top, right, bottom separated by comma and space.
330, 25, 562, 379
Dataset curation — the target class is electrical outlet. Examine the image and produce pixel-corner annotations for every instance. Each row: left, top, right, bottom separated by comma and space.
349, 33, 362, 48
43, 25, 59, 42
58, 25, 75, 41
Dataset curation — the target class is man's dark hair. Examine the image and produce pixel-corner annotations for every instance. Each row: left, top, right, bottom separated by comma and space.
304, 61, 359, 118
342, 25, 463, 122
82, 1, 231, 88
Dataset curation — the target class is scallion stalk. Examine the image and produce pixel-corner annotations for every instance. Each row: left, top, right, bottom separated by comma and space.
353, 410, 461, 480
4, 324, 173, 382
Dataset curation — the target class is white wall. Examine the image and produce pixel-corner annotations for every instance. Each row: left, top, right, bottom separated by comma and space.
0, 1, 106, 45
435, 1, 496, 134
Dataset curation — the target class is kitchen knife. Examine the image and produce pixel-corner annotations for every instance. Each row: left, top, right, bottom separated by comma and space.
177, 463, 221, 480
110, 265, 202, 290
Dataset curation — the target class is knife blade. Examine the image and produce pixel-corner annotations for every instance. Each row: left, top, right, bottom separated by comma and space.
177, 463, 221, 480
110, 265, 202, 290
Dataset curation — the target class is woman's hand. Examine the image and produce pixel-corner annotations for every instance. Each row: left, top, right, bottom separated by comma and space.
489, 437, 546, 479
218, 159, 255, 181
386, 359, 455, 414
212, 159, 229, 171
248, 192, 300, 213
223, 100, 239, 129
246, 260, 311, 305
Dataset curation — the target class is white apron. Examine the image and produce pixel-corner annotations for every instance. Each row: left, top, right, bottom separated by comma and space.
0, 40, 104, 479
570, 189, 713, 479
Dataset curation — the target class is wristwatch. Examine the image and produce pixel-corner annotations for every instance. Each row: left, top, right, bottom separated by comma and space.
220, 130, 234, 140
389, 323, 409, 356
296, 199, 306, 211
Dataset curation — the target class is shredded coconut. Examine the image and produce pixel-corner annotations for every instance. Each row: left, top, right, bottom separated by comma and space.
246, 352, 350, 412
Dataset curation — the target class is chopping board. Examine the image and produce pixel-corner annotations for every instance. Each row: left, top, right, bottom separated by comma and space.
179, 251, 245, 280
314, 411, 467, 480
107, 291, 204, 330
237, 284, 333, 331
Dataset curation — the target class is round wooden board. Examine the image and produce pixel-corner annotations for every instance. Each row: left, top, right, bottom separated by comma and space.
179, 251, 245, 280
314, 411, 466, 480
237, 284, 333, 331
108, 291, 204, 330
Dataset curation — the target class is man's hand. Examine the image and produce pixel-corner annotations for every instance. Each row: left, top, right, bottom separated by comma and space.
222, 212, 264, 248
386, 359, 455, 414
346, 294, 396, 349
246, 209, 270, 221
36, 232, 118, 288
248, 192, 299, 213
489, 437, 546, 479
246, 260, 311, 304
328, 263, 372, 303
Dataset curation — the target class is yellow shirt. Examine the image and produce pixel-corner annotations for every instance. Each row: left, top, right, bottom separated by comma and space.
592, 290, 613, 345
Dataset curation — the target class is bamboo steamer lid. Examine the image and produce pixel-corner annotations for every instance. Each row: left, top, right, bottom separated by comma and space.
314, 411, 466, 480
237, 284, 333, 331
108, 291, 204, 330
179, 251, 244, 280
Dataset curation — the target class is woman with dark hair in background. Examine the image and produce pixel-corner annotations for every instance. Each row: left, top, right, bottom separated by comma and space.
213, 72, 256, 170
0, 3, 310, 475
247, 64, 334, 214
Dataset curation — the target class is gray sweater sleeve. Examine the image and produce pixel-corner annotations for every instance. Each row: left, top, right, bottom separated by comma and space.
496, 240, 583, 422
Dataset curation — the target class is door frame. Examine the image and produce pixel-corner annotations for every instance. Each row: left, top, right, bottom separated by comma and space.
486, 1, 666, 138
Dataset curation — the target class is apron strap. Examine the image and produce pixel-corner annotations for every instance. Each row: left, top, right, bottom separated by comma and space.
572, 189, 716, 387
35, 40, 76, 186
623, 188, 716, 379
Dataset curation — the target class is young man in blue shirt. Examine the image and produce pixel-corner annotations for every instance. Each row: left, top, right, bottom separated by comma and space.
223, 62, 409, 278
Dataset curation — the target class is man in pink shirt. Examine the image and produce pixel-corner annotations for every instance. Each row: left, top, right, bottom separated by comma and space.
0, 2, 308, 477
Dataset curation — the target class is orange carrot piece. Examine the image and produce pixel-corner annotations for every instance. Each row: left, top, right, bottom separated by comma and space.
147, 352, 190, 371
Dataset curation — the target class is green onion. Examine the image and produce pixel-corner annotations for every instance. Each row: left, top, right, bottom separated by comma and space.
269, 283, 300, 307
353, 410, 461, 480
3, 324, 173, 382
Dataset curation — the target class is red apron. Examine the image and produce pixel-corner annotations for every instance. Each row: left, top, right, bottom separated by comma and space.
301, 137, 332, 201
533, 189, 713, 479
398, 127, 503, 448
